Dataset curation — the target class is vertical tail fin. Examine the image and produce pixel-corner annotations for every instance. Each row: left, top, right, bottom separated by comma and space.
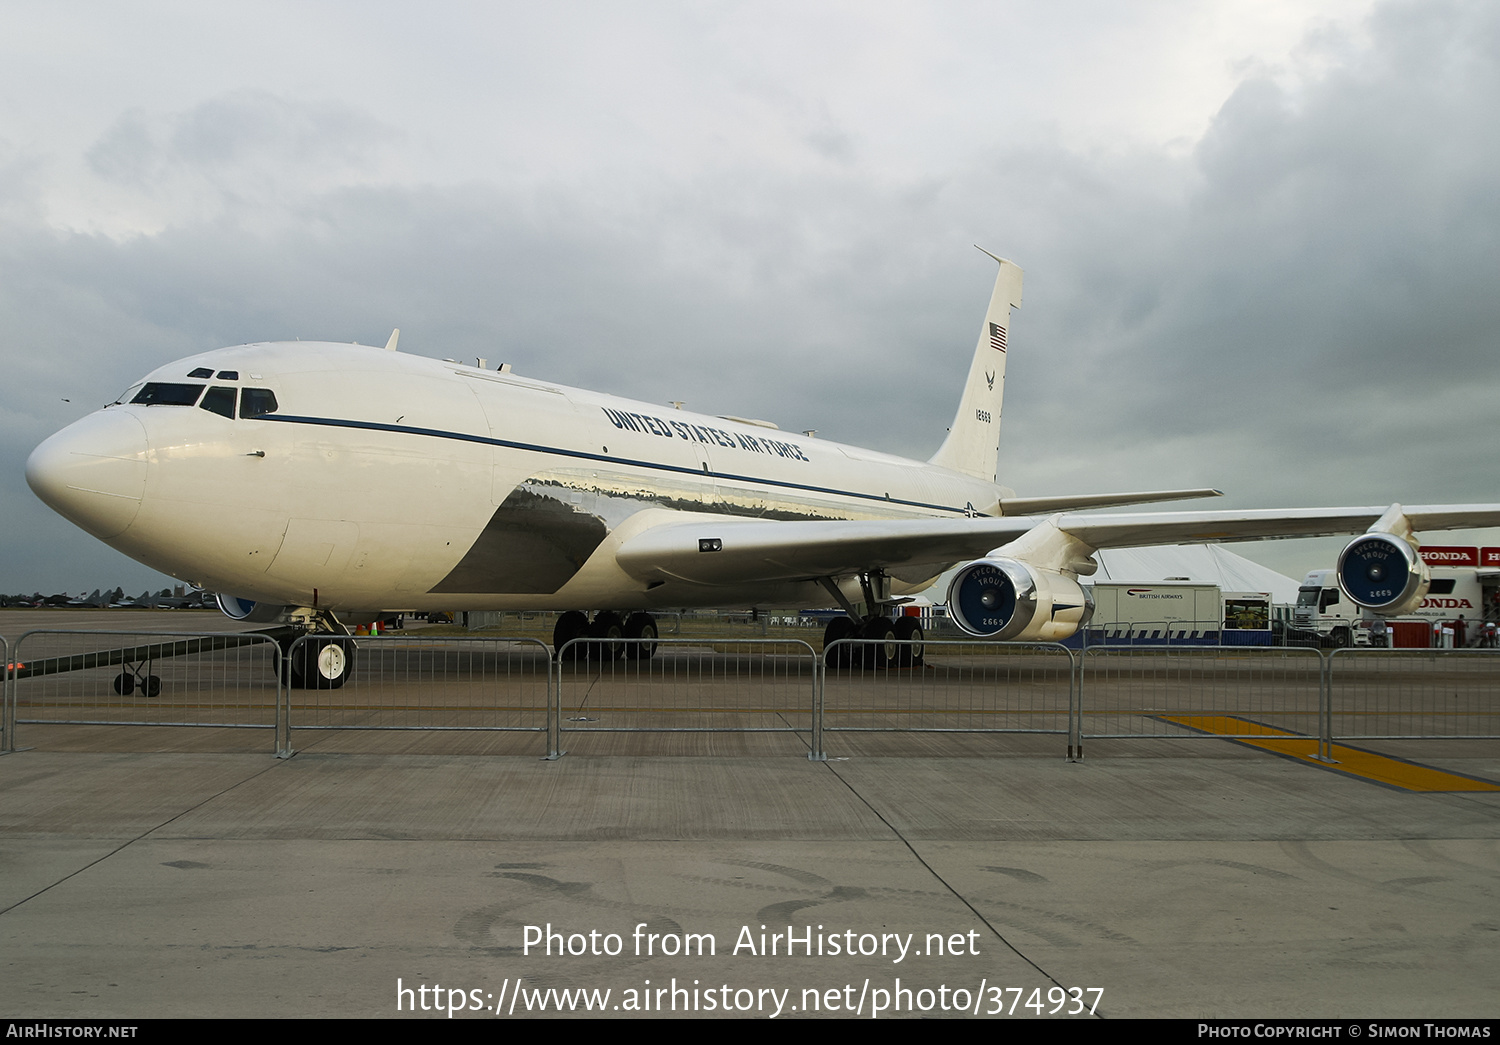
928, 249, 1022, 482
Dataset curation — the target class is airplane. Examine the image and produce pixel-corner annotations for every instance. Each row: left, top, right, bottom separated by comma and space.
26, 250, 1500, 687
65, 589, 109, 608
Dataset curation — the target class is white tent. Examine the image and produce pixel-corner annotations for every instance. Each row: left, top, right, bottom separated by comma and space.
914, 543, 1301, 606
1088, 544, 1301, 604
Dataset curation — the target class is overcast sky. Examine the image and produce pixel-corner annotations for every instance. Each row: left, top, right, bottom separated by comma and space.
3, 0, 1497, 595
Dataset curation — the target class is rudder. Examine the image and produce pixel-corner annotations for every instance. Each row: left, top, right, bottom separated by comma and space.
928, 249, 1023, 482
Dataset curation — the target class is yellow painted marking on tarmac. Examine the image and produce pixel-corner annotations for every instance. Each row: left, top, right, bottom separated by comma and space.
1162, 715, 1500, 792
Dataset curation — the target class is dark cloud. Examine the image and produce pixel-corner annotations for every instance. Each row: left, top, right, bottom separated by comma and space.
4, 0, 1498, 592
996, 0, 1500, 517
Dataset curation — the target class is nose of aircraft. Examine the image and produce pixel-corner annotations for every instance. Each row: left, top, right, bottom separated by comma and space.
26, 410, 149, 540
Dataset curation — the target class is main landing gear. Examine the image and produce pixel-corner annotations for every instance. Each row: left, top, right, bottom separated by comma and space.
818, 569, 925, 670
822, 614, 925, 670
553, 611, 659, 661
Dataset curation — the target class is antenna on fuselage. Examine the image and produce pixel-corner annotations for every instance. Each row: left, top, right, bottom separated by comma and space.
384, 329, 400, 352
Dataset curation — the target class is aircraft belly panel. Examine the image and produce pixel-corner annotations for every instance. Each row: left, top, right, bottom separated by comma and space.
266, 519, 360, 583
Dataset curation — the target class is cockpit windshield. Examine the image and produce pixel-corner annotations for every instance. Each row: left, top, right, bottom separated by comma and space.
240, 388, 278, 418
120, 380, 278, 416
131, 382, 205, 406
113, 382, 145, 405
199, 386, 237, 418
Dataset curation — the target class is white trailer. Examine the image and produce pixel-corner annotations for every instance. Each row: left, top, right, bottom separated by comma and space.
1084, 583, 1272, 645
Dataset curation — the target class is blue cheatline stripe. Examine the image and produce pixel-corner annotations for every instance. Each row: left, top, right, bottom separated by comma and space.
257, 414, 970, 515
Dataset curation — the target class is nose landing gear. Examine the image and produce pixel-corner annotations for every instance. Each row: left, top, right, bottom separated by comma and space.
274, 611, 355, 689
283, 636, 352, 689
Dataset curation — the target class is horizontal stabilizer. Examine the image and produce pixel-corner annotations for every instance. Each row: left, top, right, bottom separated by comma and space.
999, 488, 1222, 516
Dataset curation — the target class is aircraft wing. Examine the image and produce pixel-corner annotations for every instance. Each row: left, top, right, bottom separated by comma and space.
614, 504, 1500, 586
1050, 504, 1500, 550
617, 514, 1038, 586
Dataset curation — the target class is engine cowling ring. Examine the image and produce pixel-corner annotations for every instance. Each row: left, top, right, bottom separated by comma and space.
946, 559, 1093, 641
948, 559, 1036, 639
216, 594, 291, 624
1336, 533, 1429, 616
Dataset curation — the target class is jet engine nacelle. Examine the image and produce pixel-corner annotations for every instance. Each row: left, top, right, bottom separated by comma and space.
1336, 532, 1430, 616
946, 558, 1094, 641
216, 594, 293, 624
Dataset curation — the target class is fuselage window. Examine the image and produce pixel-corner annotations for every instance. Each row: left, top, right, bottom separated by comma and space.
131, 382, 205, 406
188, 367, 214, 378
240, 388, 279, 418
199, 386, 237, 419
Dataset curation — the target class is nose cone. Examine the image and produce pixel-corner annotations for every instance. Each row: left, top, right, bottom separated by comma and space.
27, 410, 149, 540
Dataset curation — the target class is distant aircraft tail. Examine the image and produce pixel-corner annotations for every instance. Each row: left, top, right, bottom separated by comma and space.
928, 249, 1022, 482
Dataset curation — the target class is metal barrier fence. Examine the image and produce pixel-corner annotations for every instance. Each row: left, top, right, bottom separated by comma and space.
554, 637, 819, 756
1079, 647, 1325, 753
821, 639, 1075, 747
283, 634, 553, 757
1327, 648, 1500, 740
6, 628, 1498, 757
2, 635, 11, 753
11, 629, 282, 736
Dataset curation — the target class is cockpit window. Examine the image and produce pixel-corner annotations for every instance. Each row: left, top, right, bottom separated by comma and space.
113, 382, 145, 405
131, 382, 205, 406
216, 370, 239, 380
240, 388, 279, 418
188, 367, 214, 378
199, 386, 237, 419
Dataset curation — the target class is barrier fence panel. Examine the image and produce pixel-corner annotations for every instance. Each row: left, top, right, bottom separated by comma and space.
1079, 646, 1324, 748
11, 630, 281, 742
2, 636, 11, 752
284, 634, 552, 752
554, 638, 818, 748
1327, 648, 1500, 740
821, 640, 1075, 748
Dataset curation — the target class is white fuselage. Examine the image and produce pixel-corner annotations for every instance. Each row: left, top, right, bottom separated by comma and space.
28, 342, 1010, 615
